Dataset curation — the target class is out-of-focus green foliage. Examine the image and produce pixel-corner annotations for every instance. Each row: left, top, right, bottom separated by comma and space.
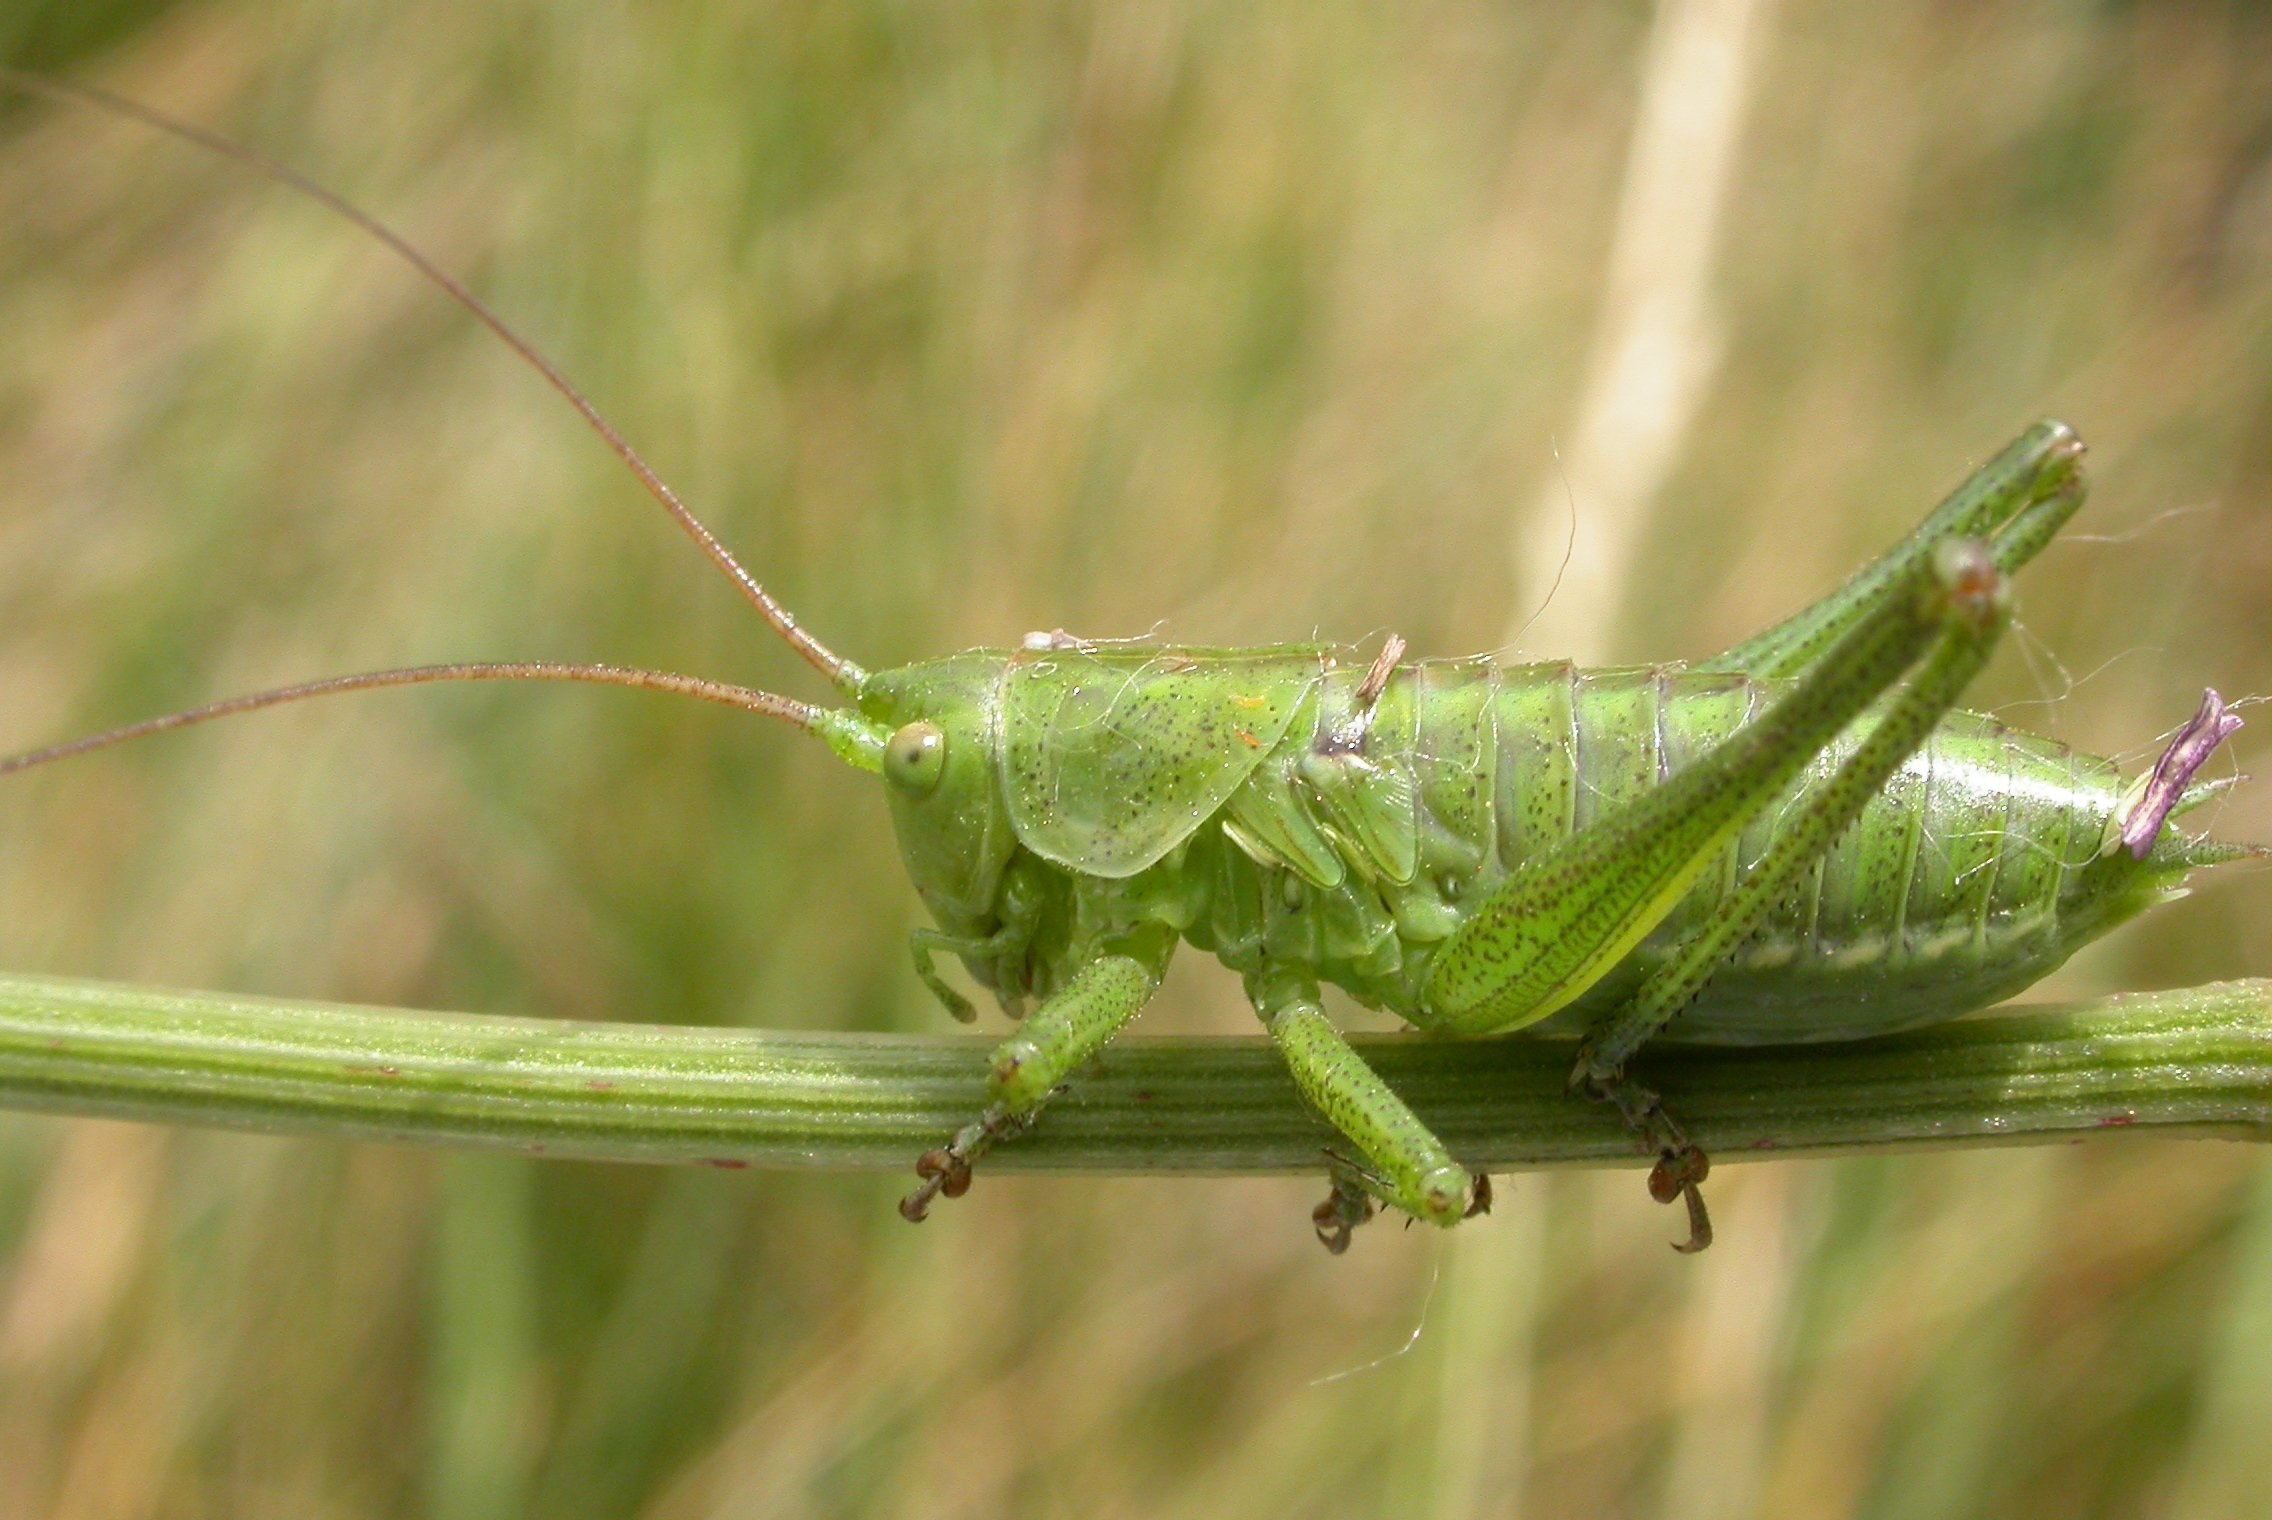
0, 2, 2264, 1515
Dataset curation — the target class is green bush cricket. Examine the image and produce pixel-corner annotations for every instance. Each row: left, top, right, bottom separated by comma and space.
1, 73, 2256, 1254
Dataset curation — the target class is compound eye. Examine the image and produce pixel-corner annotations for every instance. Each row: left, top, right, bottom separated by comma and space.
885, 721, 948, 798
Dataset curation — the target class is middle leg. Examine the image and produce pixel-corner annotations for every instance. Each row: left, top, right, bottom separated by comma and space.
1249, 964, 1488, 1248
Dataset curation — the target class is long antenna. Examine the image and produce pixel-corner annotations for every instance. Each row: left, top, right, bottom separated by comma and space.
0, 663, 821, 780
0, 67, 865, 695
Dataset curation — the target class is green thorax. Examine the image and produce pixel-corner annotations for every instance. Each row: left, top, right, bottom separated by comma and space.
859, 642, 1326, 941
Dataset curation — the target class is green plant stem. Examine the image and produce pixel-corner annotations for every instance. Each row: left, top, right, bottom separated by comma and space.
0, 972, 2264, 1173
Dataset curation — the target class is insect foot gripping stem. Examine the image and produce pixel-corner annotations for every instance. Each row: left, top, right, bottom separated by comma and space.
1308, 1156, 1493, 1254
1250, 968, 1489, 1246
899, 950, 1165, 1223
1577, 1073, 1713, 1253
1311, 1160, 1381, 1256
900, 1107, 1029, 1222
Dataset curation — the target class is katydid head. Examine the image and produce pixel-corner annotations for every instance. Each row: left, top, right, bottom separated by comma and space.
849, 654, 1020, 935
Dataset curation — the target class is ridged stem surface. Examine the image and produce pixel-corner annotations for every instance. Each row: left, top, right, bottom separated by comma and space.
0, 972, 2263, 1172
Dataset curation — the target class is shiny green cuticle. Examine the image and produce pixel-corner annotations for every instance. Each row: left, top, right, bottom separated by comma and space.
861, 422, 2254, 1246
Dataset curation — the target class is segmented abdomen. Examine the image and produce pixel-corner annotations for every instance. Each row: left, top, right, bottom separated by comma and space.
1463, 662, 2136, 1041
1194, 656, 2165, 1043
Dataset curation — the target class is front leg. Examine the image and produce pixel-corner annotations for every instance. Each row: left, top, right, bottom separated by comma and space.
908, 861, 1047, 1022
900, 934, 1169, 1221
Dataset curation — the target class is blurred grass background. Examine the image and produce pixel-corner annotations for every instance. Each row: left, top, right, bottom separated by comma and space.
0, 1, 2266, 1515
